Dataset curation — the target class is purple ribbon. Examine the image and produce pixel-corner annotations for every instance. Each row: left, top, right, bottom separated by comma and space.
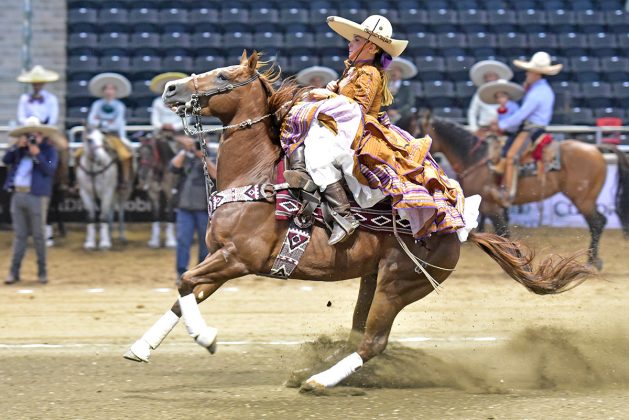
380, 53, 393, 70
29, 95, 44, 104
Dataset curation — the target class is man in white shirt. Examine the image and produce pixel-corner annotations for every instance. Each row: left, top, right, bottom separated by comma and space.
16, 65, 60, 126
467, 60, 513, 138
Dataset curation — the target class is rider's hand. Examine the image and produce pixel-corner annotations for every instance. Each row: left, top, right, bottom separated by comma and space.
28, 143, 40, 156
489, 121, 501, 134
326, 80, 339, 92
163, 123, 174, 131
310, 88, 332, 101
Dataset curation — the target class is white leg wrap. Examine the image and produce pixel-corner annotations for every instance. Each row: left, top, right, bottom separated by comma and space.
306, 352, 363, 388
125, 310, 180, 363
99, 223, 111, 249
148, 222, 161, 248
84, 223, 96, 249
165, 223, 176, 248
179, 294, 218, 352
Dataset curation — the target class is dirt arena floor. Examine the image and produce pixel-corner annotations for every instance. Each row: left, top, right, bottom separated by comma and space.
1, 224, 628, 419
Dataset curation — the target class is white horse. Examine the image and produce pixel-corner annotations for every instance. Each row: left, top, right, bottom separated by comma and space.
76, 129, 121, 250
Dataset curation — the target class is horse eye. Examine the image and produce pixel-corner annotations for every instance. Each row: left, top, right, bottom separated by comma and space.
217, 73, 227, 82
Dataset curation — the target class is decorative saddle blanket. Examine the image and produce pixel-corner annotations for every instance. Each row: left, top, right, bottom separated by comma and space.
519, 133, 561, 177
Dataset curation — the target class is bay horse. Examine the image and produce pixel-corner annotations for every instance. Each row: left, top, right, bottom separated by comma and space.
420, 116, 629, 270
125, 52, 594, 391
76, 129, 132, 249
136, 132, 178, 248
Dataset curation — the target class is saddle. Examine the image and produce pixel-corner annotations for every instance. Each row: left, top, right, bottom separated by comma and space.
519, 133, 561, 179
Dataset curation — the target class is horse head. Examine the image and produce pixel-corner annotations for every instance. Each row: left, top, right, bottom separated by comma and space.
162, 51, 275, 125
85, 128, 112, 165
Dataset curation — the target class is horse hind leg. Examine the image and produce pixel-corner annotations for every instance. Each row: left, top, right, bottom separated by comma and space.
585, 211, 607, 271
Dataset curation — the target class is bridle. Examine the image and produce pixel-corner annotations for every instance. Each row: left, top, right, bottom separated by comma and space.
176, 70, 290, 205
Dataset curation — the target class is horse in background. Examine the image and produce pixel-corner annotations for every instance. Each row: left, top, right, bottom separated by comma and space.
420, 115, 629, 270
76, 129, 133, 249
136, 132, 178, 248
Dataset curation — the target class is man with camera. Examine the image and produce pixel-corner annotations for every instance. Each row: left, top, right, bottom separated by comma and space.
3, 117, 60, 285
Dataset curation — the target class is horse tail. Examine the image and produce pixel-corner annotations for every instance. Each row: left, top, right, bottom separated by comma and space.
468, 231, 595, 295
598, 145, 629, 235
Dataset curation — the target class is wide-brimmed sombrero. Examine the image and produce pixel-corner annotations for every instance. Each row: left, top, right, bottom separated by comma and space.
469, 60, 512, 87
478, 79, 525, 104
9, 116, 68, 149
296, 66, 338, 86
513, 51, 563, 76
88, 72, 132, 98
389, 57, 417, 79
327, 15, 408, 57
150, 72, 187, 94
17, 65, 59, 83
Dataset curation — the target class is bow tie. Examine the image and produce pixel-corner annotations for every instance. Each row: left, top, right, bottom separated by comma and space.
29, 96, 44, 104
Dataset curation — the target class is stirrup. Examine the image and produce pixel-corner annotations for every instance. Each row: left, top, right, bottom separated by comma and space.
328, 213, 359, 246
284, 170, 318, 192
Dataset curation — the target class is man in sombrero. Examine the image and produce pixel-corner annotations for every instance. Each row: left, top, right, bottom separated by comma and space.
489, 51, 563, 207
296, 66, 338, 89
16, 65, 68, 247
282, 14, 471, 246
87, 72, 134, 188
3, 117, 63, 285
384, 57, 417, 126
467, 60, 513, 139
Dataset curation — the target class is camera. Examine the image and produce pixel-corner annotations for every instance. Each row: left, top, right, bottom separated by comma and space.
195, 141, 201, 151
27, 134, 37, 145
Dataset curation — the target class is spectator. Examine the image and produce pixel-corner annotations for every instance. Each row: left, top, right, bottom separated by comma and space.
296, 66, 338, 88
16, 65, 66, 247
3, 117, 62, 285
467, 60, 513, 138
385, 57, 417, 125
169, 141, 217, 284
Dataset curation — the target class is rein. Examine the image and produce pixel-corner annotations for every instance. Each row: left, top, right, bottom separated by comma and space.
456, 157, 490, 180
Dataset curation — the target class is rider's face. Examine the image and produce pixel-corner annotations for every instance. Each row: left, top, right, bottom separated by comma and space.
348, 35, 377, 62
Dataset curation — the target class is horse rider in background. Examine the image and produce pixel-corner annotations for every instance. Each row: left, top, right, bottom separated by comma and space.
87, 72, 134, 189
467, 60, 513, 139
296, 66, 338, 89
489, 51, 563, 207
16, 65, 68, 247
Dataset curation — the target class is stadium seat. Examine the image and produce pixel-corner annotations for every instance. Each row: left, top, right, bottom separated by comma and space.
250, 5, 279, 24
438, 32, 467, 50
279, 5, 309, 24
98, 3, 128, 26
99, 31, 129, 49
68, 32, 99, 49
193, 55, 227, 73
423, 81, 456, 107
487, 9, 517, 33
66, 80, 91, 100
527, 33, 558, 53
612, 82, 629, 109
406, 32, 437, 56
497, 33, 527, 57
587, 32, 619, 58
414, 56, 445, 82
190, 30, 222, 49
128, 4, 160, 24
594, 108, 625, 120
309, 6, 338, 25
566, 107, 594, 125
159, 7, 188, 25
314, 30, 345, 48
68, 52, 99, 73
284, 25, 315, 49
162, 55, 193, 73
539, 0, 567, 11
453, 0, 479, 10
100, 49, 131, 73
223, 30, 253, 50
547, 9, 577, 33
433, 107, 464, 120
188, 6, 219, 24
398, 8, 428, 25
455, 81, 476, 99
131, 51, 163, 74
445, 56, 475, 82
69, 3, 98, 24
516, 10, 548, 33
556, 33, 588, 57
457, 9, 488, 33
161, 31, 191, 49
601, 57, 629, 82
569, 56, 600, 82
427, 9, 458, 26
131, 80, 152, 97
255, 30, 284, 50
581, 82, 613, 109
605, 10, 629, 34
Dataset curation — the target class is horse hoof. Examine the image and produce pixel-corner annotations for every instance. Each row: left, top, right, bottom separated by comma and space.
84, 243, 96, 250
165, 239, 176, 249
147, 240, 160, 249
588, 258, 603, 271
196, 327, 218, 354
99, 243, 112, 250
123, 340, 150, 363
299, 379, 326, 394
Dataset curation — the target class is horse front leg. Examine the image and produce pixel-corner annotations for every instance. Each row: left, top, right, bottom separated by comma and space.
124, 244, 248, 363
176, 243, 250, 354
78, 187, 97, 250
350, 273, 377, 343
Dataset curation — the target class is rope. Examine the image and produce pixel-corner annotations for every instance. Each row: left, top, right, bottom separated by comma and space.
391, 210, 456, 294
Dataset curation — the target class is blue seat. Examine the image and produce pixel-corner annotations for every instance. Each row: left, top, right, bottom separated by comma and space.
319, 54, 346, 72
337, 6, 368, 23
250, 6, 279, 24
605, 10, 629, 34
193, 55, 227, 73
452, 0, 479, 10
509, 0, 536, 10
309, 6, 338, 25
284, 26, 314, 49
487, 9, 517, 33
497, 32, 527, 56
69, 3, 99, 24
421, 0, 449, 9
100, 49, 131, 72
130, 30, 160, 49
129, 4, 160, 24
414, 56, 445, 82
279, 6, 309, 24
188, 6, 219, 24
527, 33, 558, 52
98, 3, 128, 25
455, 81, 476, 98
599, 0, 624, 10
66, 80, 91, 99
427, 9, 458, 26
600, 57, 628, 82
131, 51, 163, 73
587, 33, 619, 58
569, 56, 600, 82
571, 0, 595, 10
161, 31, 191, 49
539, 0, 567, 10
68, 52, 99, 73
314, 31, 345, 48
288, 53, 320, 74
556, 33, 588, 56
223, 31, 254, 50
566, 107, 593, 124
162, 55, 193, 73
159, 7, 188, 24
547, 10, 576, 30
191, 30, 223, 49
131, 80, 153, 97
445, 56, 475, 81
516, 10, 547, 33
594, 107, 625, 120
438, 33, 467, 50
99, 31, 129, 49
398, 8, 428, 25
406, 32, 437, 56
256, 30, 284, 49
423, 81, 456, 107
221, 5, 250, 24
68, 32, 99, 49
581, 82, 613, 108
457, 10, 488, 33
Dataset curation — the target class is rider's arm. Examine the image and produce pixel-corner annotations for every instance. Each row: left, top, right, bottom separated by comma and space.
467, 93, 480, 132
87, 100, 101, 128
32, 143, 58, 177
16, 94, 28, 125
114, 101, 126, 139
498, 96, 538, 132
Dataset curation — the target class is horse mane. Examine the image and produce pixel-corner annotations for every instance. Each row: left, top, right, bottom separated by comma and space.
431, 117, 486, 162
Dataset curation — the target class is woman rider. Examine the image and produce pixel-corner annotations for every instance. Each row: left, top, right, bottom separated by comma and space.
281, 15, 468, 245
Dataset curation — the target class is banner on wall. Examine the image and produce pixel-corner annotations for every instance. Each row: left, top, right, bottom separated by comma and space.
509, 163, 621, 229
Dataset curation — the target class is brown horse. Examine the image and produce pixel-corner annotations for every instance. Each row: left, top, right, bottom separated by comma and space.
421, 116, 629, 270
124, 52, 595, 391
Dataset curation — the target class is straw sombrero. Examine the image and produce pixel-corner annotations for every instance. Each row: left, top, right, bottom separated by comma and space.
150, 72, 187, 94
296, 66, 338, 86
9, 116, 68, 149
17, 65, 59, 83
478, 79, 525, 105
327, 15, 408, 57
88, 72, 132, 98
389, 57, 417, 79
469, 60, 512, 87
513, 51, 563, 76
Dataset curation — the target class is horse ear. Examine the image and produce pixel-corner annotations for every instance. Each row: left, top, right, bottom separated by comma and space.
247, 51, 259, 70
240, 50, 248, 65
